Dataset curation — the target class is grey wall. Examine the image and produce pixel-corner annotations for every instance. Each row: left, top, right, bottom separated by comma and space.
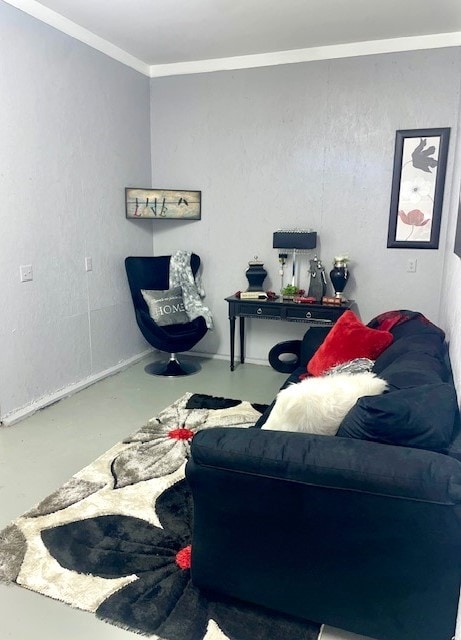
440, 86, 461, 397
150, 48, 461, 364
0, 2, 153, 420
1, 0, 460, 420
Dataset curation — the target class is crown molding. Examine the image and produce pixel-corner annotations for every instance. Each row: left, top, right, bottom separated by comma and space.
3, 1, 460, 79
3, 0, 150, 75
149, 32, 461, 77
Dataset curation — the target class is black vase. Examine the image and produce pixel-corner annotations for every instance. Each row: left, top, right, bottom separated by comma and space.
245, 259, 267, 291
329, 259, 349, 299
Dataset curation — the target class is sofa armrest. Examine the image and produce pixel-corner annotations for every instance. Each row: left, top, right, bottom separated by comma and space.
187, 428, 461, 640
190, 427, 461, 503
300, 325, 332, 367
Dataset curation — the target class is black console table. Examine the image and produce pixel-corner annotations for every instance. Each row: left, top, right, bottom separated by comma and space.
225, 295, 353, 371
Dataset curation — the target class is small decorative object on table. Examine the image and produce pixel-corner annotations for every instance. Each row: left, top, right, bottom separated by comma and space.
234, 290, 278, 300
240, 291, 268, 300
242, 256, 267, 298
281, 284, 305, 300
294, 296, 317, 304
277, 253, 288, 292
322, 295, 343, 306
307, 255, 327, 302
329, 255, 350, 300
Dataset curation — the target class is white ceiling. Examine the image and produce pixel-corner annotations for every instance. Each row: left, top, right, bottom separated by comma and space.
5, 0, 461, 75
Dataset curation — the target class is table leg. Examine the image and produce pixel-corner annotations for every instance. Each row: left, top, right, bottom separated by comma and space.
229, 316, 236, 371
239, 316, 245, 363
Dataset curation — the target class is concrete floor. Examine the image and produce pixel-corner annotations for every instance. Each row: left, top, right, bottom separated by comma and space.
0, 354, 370, 640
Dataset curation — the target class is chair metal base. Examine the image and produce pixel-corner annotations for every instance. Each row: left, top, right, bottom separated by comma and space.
144, 354, 201, 377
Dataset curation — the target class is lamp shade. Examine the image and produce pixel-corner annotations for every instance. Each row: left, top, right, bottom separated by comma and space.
273, 230, 317, 250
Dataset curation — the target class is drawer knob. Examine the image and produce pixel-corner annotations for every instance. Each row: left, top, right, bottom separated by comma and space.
305, 311, 312, 318
257, 308, 263, 315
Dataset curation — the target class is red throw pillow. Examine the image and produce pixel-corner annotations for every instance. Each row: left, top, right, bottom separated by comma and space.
307, 310, 393, 376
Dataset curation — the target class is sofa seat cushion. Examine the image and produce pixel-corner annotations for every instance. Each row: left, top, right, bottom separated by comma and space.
307, 311, 393, 376
338, 383, 458, 452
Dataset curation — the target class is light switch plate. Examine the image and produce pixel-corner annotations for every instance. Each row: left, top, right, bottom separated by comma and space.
20, 264, 33, 282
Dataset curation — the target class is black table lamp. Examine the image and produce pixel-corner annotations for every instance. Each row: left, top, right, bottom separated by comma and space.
273, 229, 317, 291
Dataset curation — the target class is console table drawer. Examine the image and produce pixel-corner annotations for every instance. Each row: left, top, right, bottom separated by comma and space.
236, 303, 282, 319
285, 305, 339, 323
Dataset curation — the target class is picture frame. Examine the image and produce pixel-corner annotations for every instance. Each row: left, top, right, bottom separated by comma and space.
454, 196, 461, 258
125, 188, 201, 220
387, 128, 450, 249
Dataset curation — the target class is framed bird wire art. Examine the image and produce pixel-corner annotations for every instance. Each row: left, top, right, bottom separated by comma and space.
387, 128, 450, 249
125, 188, 201, 220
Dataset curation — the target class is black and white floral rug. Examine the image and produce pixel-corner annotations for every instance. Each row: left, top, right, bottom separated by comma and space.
0, 393, 320, 640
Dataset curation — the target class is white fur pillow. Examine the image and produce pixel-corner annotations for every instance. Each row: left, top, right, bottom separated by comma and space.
262, 372, 388, 436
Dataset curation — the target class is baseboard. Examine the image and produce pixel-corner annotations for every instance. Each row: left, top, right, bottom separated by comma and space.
190, 350, 270, 367
1, 349, 271, 426
1, 349, 153, 426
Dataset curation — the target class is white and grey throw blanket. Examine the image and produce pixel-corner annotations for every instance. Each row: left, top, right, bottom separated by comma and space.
169, 251, 214, 329
325, 358, 375, 376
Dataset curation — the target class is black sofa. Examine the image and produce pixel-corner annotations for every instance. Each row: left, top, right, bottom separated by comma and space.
186, 312, 461, 640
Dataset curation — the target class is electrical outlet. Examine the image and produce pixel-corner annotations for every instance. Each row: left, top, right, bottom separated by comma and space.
407, 259, 417, 273
20, 264, 33, 282
85, 257, 93, 272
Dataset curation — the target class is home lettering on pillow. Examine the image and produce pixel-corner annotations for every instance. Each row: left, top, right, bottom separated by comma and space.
153, 296, 186, 320
141, 287, 190, 326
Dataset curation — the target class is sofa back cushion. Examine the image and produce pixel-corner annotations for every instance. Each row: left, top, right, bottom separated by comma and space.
337, 383, 457, 452
372, 333, 446, 375
376, 352, 450, 388
367, 310, 445, 340
338, 312, 456, 452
